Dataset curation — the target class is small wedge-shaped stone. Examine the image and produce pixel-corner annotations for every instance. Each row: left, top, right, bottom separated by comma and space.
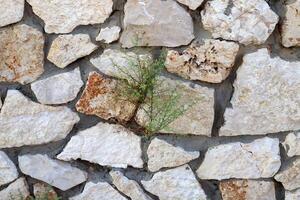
0, 0, 24, 27
70, 182, 126, 200
110, 171, 153, 200
96, 26, 121, 43
142, 165, 207, 200
76, 72, 136, 122
176, 0, 204, 10
0, 90, 79, 148
201, 0, 278, 45
165, 39, 239, 83
275, 158, 300, 191
147, 138, 199, 172
0, 151, 18, 186
0, 24, 44, 84
27, 0, 113, 33
120, 0, 194, 48
196, 137, 281, 180
220, 48, 300, 136
31, 68, 83, 104
283, 132, 300, 157
19, 154, 87, 191
57, 122, 143, 168
220, 180, 276, 200
48, 34, 98, 68
286, 189, 300, 200
0, 178, 29, 200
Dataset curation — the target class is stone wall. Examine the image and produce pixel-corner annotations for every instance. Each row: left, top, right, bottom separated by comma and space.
0, 0, 299, 199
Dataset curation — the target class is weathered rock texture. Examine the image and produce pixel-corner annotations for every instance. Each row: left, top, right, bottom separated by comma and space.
286, 189, 300, 200
0, 151, 18, 186
142, 165, 207, 200
27, 0, 114, 33
147, 138, 199, 172
96, 26, 121, 43
196, 137, 281, 180
0, 90, 79, 148
57, 122, 143, 168
283, 132, 300, 157
33, 183, 58, 200
47, 34, 98, 68
31, 68, 83, 104
275, 158, 300, 191
0, 0, 24, 27
165, 39, 239, 83
19, 154, 87, 191
176, 0, 204, 10
0, 24, 44, 84
120, 0, 194, 48
220, 48, 300, 136
201, 0, 278, 45
0, 178, 29, 200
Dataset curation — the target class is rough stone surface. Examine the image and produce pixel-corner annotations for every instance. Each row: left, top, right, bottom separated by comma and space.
110, 170, 153, 200
0, 151, 18, 186
219, 180, 276, 200
135, 76, 214, 136
0, 0, 24, 27
281, 0, 300, 47
220, 48, 300, 136
165, 39, 239, 83
76, 72, 136, 122
27, 0, 114, 33
33, 183, 58, 200
96, 26, 121, 43
0, 90, 79, 148
18, 154, 87, 191
120, 0, 194, 48
142, 165, 207, 200
31, 68, 83, 104
176, 0, 204, 10
70, 182, 126, 200
196, 137, 281, 180
47, 34, 98, 68
201, 0, 278, 45
275, 158, 300, 191
283, 132, 300, 157
286, 189, 300, 200
147, 138, 199, 172
0, 178, 30, 200
57, 122, 143, 168
0, 24, 44, 84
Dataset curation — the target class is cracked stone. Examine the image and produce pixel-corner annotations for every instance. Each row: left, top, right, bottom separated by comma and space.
176, 0, 204, 10
275, 158, 300, 191
0, 151, 18, 186
96, 26, 121, 43
282, 132, 300, 157
0, 0, 24, 27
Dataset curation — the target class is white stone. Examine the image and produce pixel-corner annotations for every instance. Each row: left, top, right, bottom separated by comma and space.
18, 154, 87, 191
283, 132, 300, 157
57, 122, 143, 168
0, 151, 18, 186
0, 90, 79, 148
147, 138, 199, 172
220, 48, 300, 136
0, 0, 24, 27
31, 68, 83, 104
0, 178, 29, 200
201, 0, 278, 45
286, 189, 300, 200
142, 165, 207, 200
70, 182, 126, 200
110, 171, 153, 200
96, 26, 121, 43
176, 0, 204, 10
196, 137, 281, 180
120, 0, 194, 48
27, 0, 114, 34
47, 34, 98, 68
275, 158, 300, 191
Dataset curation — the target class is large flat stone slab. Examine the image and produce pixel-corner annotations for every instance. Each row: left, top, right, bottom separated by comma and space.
0, 0, 24, 27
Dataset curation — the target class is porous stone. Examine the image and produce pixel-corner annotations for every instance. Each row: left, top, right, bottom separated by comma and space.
120, 0, 194, 48
57, 122, 143, 168
142, 165, 207, 200
76, 72, 136, 122
27, 0, 113, 33
165, 39, 239, 83
33, 183, 58, 200
147, 138, 199, 172
31, 68, 83, 104
0, 0, 24, 27
220, 48, 300, 136
0, 151, 18, 186
0, 90, 79, 148
96, 26, 121, 43
0, 178, 29, 200
275, 158, 300, 191
196, 137, 281, 180
219, 180, 276, 200
201, 0, 278, 45
281, 0, 300, 47
110, 171, 153, 200
47, 34, 98, 68
283, 132, 300, 157
286, 189, 300, 200
18, 154, 87, 191
135, 76, 214, 136
70, 182, 126, 200
176, 0, 204, 10
0, 24, 44, 84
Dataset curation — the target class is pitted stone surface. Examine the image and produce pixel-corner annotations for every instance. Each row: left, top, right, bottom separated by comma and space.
275, 158, 300, 191
0, 151, 18, 186
96, 26, 121, 43
0, 178, 29, 200
283, 132, 300, 157
0, 0, 24, 27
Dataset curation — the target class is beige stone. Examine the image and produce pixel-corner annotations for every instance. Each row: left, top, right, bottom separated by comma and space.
286, 189, 300, 200
0, 0, 24, 27
275, 158, 300, 191
96, 26, 121, 43
283, 132, 300, 157
176, 0, 204, 10
0, 178, 29, 200
33, 183, 58, 200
